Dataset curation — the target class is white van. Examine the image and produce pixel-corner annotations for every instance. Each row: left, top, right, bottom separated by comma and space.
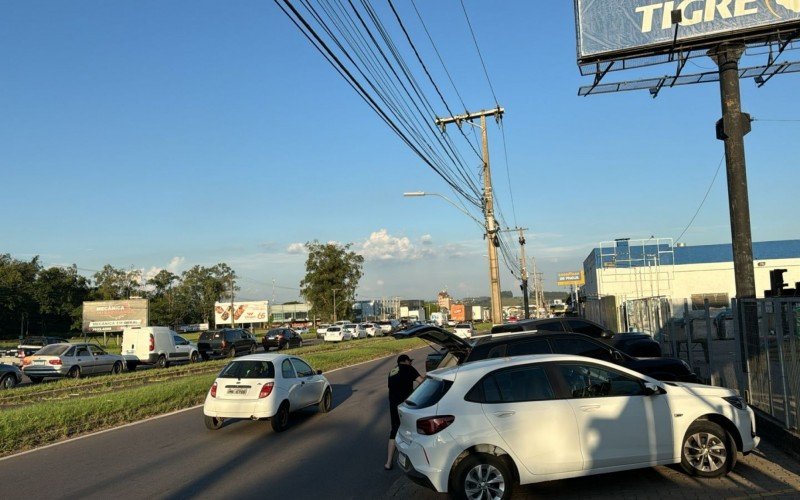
121, 326, 200, 371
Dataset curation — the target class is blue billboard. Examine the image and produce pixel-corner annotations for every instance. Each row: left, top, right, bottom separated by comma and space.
576, 0, 800, 62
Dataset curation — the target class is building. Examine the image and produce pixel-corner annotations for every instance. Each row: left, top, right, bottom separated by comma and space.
437, 290, 453, 312
582, 238, 800, 332
270, 303, 311, 323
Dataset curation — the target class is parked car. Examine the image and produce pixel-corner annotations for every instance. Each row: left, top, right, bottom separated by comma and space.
362, 323, 381, 337
395, 354, 759, 498
612, 332, 662, 357
293, 326, 310, 335
22, 343, 125, 382
343, 323, 361, 339
453, 323, 476, 339
263, 328, 303, 350
203, 353, 332, 432
122, 326, 201, 370
492, 316, 615, 339
17, 336, 69, 360
323, 326, 351, 342
0, 363, 23, 389
197, 328, 257, 361
395, 325, 697, 382
316, 324, 330, 339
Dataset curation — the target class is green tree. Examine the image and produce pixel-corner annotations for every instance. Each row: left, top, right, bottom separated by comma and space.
178, 264, 236, 326
34, 265, 89, 333
0, 254, 41, 339
92, 265, 142, 300
300, 241, 364, 322
147, 270, 180, 327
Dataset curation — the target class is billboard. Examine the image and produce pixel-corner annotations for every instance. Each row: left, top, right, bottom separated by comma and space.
576, 0, 800, 63
82, 299, 149, 333
214, 301, 269, 326
557, 271, 586, 287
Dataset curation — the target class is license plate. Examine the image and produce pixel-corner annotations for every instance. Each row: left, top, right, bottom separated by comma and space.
34, 360, 45, 365
227, 388, 247, 395
398, 453, 407, 468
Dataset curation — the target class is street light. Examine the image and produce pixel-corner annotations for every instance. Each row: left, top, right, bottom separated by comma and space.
403, 191, 501, 324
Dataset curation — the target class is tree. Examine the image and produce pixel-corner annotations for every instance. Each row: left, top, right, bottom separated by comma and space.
178, 264, 236, 326
34, 265, 89, 333
501, 290, 514, 298
147, 270, 180, 328
92, 265, 142, 300
0, 254, 41, 339
300, 241, 364, 322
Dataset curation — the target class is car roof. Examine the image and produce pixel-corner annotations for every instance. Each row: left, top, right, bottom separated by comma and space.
231, 353, 293, 362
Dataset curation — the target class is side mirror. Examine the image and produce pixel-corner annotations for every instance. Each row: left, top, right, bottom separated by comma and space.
317, 369, 323, 375
644, 382, 663, 396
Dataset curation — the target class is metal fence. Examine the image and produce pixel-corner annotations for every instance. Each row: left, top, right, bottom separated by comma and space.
659, 297, 800, 431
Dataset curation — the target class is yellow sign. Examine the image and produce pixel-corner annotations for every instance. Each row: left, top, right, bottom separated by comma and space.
557, 271, 585, 287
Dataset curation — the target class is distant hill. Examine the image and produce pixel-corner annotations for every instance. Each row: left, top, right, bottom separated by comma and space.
458, 291, 569, 308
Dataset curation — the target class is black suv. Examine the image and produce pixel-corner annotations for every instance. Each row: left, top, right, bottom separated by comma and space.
394, 325, 697, 383
17, 336, 70, 359
263, 328, 303, 350
491, 317, 615, 339
198, 329, 257, 360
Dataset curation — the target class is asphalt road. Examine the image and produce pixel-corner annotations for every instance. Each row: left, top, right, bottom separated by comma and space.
0, 346, 430, 500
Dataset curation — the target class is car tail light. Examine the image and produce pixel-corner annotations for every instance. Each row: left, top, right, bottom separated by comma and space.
49, 359, 62, 365
416, 415, 455, 435
149, 334, 155, 352
259, 382, 274, 398
17, 350, 25, 358
210, 382, 217, 398
221, 340, 227, 349
22, 357, 31, 366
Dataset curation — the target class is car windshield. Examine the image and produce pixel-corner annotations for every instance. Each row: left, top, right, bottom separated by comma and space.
36, 344, 71, 356
405, 377, 453, 409
456, 324, 471, 329
345, 324, 357, 328
219, 360, 275, 379
327, 327, 341, 332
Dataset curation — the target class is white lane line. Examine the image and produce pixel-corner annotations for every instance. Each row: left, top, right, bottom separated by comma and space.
0, 346, 425, 462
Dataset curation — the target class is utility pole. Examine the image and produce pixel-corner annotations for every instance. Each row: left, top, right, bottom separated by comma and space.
436, 107, 504, 324
709, 43, 758, 362
500, 227, 530, 319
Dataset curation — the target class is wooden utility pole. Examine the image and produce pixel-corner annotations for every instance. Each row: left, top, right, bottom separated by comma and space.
436, 107, 504, 324
517, 228, 530, 319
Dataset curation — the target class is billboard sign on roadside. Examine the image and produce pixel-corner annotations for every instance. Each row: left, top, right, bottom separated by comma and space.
83, 299, 149, 333
575, 0, 800, 63
214, 301, 270, 326
557, 271, 586, 287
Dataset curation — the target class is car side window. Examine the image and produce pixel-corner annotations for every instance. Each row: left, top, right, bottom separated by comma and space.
565, 319, 604, 337
282, 359, 296, 379
507, 339, 552, 356
89, 345, 105, 355
557, 363, 645, 398
77, 347, 90, 356
535, 320, 565, 332
64, 347, 76, 356
553, 338, 612, 362
291, 359, 313, 377
474, 365, 555, 403
486, 345, 507, 358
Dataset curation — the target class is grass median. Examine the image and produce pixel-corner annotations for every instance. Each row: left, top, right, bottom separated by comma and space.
0, 337, 427, 457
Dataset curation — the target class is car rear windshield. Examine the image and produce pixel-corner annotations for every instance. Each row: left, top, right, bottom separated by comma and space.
404, 377, 454, 409
36, 344, 71, 356
219, 360, 275, 379
327, 327, 341, 332
456, 324, 471, 329
199, 331, 222, 340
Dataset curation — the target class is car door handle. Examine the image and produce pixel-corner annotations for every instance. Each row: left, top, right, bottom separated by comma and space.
579, 404, 601, 412
492, 411, 515, 418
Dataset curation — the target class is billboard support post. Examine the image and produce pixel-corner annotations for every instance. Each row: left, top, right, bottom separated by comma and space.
709, 43, 760, 358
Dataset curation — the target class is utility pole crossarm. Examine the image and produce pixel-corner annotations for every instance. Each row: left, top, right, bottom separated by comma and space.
435, 107, 504, 131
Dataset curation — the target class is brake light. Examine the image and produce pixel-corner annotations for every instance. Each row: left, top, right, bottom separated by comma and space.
259, 382, 274, 398
210, 382, 217, 398
416, 415, 455, 435
149, 334, 155, 352
49, 359, 62, 365
22, 357, 31, 366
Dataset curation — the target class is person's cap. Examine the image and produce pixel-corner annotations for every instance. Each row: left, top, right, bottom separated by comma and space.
397, 354, 412, 364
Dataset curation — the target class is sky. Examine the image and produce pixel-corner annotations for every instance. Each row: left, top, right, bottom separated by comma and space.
2, 1, 798, 304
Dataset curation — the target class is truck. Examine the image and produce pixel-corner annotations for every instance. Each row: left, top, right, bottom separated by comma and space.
450, 304, 472, 323
429, 312, 447, 326
471, 306, 489, 322
400, 306, 426, 323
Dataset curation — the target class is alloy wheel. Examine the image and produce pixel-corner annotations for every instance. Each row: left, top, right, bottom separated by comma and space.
684, 432, 727, 473
464, 463, 505, 500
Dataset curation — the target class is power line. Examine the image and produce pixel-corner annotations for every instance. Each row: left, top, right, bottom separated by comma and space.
674, 153, 725, 244
499, 120, 518, 227
459, 0, 498, 106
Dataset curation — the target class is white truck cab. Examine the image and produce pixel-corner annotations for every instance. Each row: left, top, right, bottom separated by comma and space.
121, 326, 199, 371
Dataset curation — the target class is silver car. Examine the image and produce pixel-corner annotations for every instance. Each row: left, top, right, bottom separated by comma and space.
22, 343, 125, 383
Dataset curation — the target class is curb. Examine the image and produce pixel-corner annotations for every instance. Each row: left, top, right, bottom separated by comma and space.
753, 409, 800, 463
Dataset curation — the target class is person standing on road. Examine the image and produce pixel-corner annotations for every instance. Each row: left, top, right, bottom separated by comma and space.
385, 354, 423, 470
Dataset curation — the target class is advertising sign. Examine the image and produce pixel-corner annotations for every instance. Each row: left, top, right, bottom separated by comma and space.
82, 299, 149, 333
557, 271, 586, 287
576, 0, 800, 63
214, 301, 270, 326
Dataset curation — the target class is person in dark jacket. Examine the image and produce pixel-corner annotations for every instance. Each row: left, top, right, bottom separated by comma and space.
385, 354, 423, 470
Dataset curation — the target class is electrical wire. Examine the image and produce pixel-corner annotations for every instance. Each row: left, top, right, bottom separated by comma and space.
459, 0, 498, 106
674, 153, 725, 244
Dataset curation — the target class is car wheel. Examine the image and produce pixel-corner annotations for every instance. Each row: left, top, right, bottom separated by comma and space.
29, 376, 43, 384
249, 344, 256, 355
228, 347, 236, 358
190, 351, 199, 363
111, 361, 123, 375
67, 366, 81, 379
204, 415, 224, 430
318, 388, 332, 413
451, 453, 514, 500
156, 355, 167, 369
681, 420, 736, 478
298, 339, 303, 348
0, 374, 17, 390
271, 401, 290, 432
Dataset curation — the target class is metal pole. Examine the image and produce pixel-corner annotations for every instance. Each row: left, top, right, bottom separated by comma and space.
709, 44, 759, 362
517, 228, 530, 319
684, 299, 693, 369
774, 299, 791, 427
704, 298, 715, 386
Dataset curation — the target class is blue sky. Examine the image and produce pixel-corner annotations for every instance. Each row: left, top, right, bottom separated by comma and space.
2, 1, 798, 303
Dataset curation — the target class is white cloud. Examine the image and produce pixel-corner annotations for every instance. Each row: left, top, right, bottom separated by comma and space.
420, 234, 433, 245
167, 256, 185, 273
286, 243, 307, 254
360, 229, 427, 261
377, 279, 385, 286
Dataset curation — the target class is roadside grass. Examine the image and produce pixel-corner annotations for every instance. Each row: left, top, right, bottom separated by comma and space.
0, 337, 426, 457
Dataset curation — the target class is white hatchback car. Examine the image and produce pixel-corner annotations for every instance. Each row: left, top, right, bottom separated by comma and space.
362, 323, 381, 337
323, 326, 351, 342
395, 354, 758, 499
203, 353, 332, 432
453, 323, 476, 339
